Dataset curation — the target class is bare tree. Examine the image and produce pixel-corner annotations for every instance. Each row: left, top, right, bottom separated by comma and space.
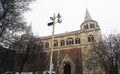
0, 0, 35, 48
0, 46, 16, 73
87, 34, 120, 74
13, 36, 48, 74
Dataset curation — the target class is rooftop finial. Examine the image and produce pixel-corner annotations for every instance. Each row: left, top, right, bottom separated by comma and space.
84, 8, 92, 21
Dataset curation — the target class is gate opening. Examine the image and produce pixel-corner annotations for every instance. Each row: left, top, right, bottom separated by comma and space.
63, 63, 71, 74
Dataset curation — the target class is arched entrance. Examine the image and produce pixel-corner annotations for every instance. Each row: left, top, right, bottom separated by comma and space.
59, 55, 75, 74
63, 63, 71, 74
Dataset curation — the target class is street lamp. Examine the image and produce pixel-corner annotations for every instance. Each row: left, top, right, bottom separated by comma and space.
47, 13, 62, 74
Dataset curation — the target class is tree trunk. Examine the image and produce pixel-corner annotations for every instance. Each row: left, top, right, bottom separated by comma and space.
113, 63, 119, 74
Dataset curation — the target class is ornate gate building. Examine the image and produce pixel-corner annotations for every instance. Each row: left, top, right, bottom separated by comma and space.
39, 9, 102, 74
18, 9, 102, 74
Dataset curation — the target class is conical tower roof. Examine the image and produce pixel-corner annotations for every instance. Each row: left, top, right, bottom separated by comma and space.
84, 8, 92, 21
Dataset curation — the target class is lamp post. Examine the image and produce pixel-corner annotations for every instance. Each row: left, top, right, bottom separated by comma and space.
48, 13, 62, 74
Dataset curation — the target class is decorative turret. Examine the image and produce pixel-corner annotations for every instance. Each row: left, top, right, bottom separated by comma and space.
80, 9, 100, 31
26, 23, 33, 35
21, 23, 33, 43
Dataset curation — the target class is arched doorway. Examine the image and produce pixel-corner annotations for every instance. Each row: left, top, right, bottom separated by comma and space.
63, 63, 71, 74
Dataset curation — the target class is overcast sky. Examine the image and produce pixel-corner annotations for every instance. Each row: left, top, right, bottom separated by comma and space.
24, 0, 120, 37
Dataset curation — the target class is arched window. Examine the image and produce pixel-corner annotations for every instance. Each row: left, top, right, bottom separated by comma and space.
40, 42, 44, 48
90, 23, 94, 28
60, 40, 65, 46
88, 35, 94, 42
86, 24, 88, 29
66, 38, 74, 45
54, 40, 58, 47
84, 24, 88, 29
75, 38, 80, 44
45, 42, 49, 48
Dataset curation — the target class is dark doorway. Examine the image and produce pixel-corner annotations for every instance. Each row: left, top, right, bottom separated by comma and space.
63, 63, 71, 74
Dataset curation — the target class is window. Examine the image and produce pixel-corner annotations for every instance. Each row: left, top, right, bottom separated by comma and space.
66, 38, 74, 45
61, 40, 65, 46
88, 35, 94, 42
40, 42, 44, 48
45, 42, 49, 48
54, 40, 58, 47
75, 38, 80, 44
84, 24, 88, 29
90, 23, 94, 28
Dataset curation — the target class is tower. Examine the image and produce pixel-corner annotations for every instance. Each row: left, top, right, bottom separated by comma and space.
80, 9, 102, 74
80, 8, 101, 43
18, 23, 34, 52
26, 23, 33, 35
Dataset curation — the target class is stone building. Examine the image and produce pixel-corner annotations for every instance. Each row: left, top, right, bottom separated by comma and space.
17, 9, 102, 74
38, 9, 102, 74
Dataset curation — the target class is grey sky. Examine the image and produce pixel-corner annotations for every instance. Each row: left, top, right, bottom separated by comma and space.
24, 0, 120, 36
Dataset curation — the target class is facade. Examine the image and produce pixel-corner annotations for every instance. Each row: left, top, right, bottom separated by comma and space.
18, 9, 102, 74
39, 9, 102, 74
